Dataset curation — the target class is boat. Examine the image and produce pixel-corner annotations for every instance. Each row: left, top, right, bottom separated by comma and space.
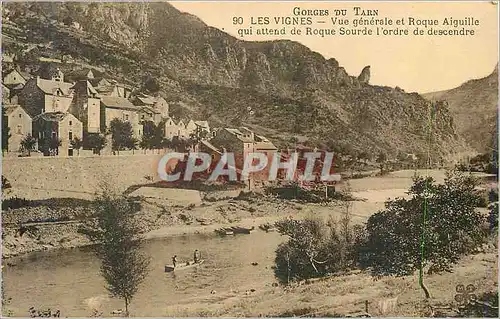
229, 226, 255, 234
214, 228, 234, 236
164, 259, 205, 272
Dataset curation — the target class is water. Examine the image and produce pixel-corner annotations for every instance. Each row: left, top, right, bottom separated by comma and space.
3, 231, 284, 317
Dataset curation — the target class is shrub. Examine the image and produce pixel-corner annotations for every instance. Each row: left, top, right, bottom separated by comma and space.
457, 291, 498, 317
2, 197, 32, 210
274, 215, 360, 284
360, 171, 487, 277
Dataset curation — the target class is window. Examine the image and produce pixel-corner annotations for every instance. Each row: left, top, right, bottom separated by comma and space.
18, 113, 22, 118
124, 114, 129, 121
69, 120, 72, 126
69, 131, 73, 140
141, 115, 145, 120
16, 125, 22, 134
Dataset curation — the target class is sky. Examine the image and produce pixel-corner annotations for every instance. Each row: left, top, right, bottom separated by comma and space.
170, 1, 499, 93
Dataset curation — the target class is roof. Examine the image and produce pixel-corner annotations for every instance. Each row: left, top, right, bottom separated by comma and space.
201, 140, 222, 155
101, 96, 137, 110
140, 106, 161, 114
254, 142, 278, 151
225, 128, 254, 143
3, 104, 28, 116
33, 112, 75, 122
89, 78, 110, 87
136, 95, 156, 105
255, 135, 270, 142
36, 78, 74, 96
195, 120, 209, 128
165, 117, 177, 126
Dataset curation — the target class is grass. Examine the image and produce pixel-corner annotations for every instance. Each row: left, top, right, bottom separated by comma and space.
161, 248, 497, 317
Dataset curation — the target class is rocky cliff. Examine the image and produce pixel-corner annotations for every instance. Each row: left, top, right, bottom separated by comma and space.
2, 2, 470, 159
423, 65, 498, 153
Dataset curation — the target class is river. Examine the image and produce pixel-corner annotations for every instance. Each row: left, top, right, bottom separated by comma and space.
3, 231, 285, 317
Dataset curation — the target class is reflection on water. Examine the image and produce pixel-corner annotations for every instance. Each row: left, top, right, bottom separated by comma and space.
3, 232, 284, 317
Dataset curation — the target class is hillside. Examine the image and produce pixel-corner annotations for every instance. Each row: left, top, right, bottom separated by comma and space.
2, 2, 470, 160
423, 65, 498, 153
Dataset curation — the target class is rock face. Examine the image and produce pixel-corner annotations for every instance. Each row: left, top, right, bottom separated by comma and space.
2, 2, 468, 157
423, 65, 498, 153
358, 66, 371, 84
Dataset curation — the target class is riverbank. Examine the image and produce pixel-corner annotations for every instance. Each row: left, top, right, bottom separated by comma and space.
3, 195, 378, 260
160, 248, 498, 317
3, 169, 494, 260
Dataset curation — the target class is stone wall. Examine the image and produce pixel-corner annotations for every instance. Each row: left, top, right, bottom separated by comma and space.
2, 154, 165, 200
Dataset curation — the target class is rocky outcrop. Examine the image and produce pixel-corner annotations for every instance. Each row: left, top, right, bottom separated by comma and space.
423, 65, 498, 152
3, 2, 468, 157
358, 66, 371, 84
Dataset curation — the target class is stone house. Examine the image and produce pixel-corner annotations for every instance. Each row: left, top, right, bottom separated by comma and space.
164, 117, 178, 140
100, 96, 141, 137
211, 127, 277, 178
154, 97, 169, 118
3, 104, 32, 152
138, 106, 161, 124
32, 112, 83, 156
132, 94, 169, 118
2, 69, 28, 87
211, 127, 254, 154
176, 119, 187, 138
89, 78, 132, 98
195, 120, 210, 138
19, 77, 74, 116
69, 80, 101, 133
185, 119, 197, 137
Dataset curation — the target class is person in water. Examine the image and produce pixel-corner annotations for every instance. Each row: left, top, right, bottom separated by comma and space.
172, 255, 178, 267
194, 249, 201, 263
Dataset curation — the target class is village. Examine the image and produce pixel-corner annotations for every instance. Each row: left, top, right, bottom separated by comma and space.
1, 3, 498, 318
1, 57, 284, 163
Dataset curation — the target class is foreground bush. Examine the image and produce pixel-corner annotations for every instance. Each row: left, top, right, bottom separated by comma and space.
274, 171, 491, 286
457, 291, 499, 318
360, 171, 487, 276
274, 215, 363, 283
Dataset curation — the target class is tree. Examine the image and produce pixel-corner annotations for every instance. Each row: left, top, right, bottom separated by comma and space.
109, 119, 135, 155
80, 189, 150, 316
376, 151, 387, 174
274, 217, 330, 283
142, 75, 161, 94
40, 137, 62, 156
140, 120, 165, 152
20, 134, 37, 156
2, 107, 10, 153
70, 137, 83, 156
273, 198, 361, 284
86, 133, 106, 155
360, 171, 487, 297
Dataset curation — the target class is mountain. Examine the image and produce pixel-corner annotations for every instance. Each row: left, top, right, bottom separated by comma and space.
423, 65, 498, 153
2, 2, 470, 160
